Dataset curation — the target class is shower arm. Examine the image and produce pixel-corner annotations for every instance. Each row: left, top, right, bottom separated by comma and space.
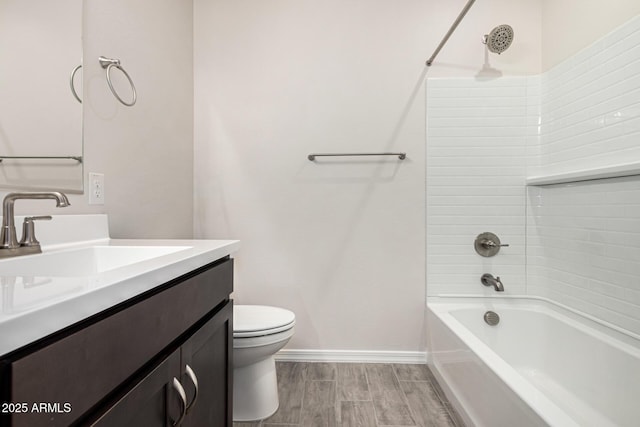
425, 0, 476, 66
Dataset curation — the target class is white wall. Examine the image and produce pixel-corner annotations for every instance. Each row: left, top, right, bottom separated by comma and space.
0, 0, 194, 239
541, 0, 640, 71
193, 0, 540, 355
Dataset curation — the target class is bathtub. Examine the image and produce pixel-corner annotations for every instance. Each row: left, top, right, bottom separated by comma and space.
427, 297, 640, 427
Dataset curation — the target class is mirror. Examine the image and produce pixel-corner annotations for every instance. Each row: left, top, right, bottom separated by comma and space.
0, 0, 83, 192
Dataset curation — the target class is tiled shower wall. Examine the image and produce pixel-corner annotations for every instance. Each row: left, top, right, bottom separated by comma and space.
427, 16, 640, 335
533, 15, 640, 177
527, 15, 640, 335
426, 77, 538, 296
527, 178, 640, 335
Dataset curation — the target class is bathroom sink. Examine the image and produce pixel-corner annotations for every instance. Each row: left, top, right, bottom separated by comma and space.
0, 214, 240, 358
0, 245, 190, 277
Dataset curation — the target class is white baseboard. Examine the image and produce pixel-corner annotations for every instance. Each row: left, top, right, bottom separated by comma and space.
275, 349, 428, 364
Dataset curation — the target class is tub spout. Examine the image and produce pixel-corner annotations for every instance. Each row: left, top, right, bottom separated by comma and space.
481, 273, 504, 292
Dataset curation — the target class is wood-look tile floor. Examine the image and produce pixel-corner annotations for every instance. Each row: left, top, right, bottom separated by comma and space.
233, 362, 464, 427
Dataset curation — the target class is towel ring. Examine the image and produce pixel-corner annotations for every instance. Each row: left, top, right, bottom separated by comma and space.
99, 56, 137, 107
70, 64, 82, 103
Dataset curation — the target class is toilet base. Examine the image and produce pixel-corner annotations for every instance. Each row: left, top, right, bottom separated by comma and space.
233, 356, 279, 421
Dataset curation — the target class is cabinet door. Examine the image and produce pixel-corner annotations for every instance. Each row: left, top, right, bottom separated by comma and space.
180, 300, 233, 427
90, 350, 184, 427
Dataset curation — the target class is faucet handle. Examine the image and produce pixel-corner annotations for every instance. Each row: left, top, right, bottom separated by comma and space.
480, 239, 509, 248
475, 232, 509, 257
19, 216, 52, 247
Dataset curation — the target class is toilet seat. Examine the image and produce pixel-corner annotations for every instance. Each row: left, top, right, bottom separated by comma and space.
234, 305, 295, 338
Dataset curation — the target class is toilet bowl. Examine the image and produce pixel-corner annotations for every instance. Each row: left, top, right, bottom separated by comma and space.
233, 305, 295, 422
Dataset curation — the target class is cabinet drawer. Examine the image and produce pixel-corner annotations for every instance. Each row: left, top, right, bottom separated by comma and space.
8, 258, 233, 427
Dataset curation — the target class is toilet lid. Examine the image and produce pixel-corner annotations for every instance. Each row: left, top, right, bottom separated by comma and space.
234, 305, 296, 337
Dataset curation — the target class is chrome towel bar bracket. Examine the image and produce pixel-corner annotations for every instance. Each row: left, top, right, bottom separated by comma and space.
308, 152, 406, 161
99, 56, 137, 107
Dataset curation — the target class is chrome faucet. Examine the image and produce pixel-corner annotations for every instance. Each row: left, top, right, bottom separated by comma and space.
481, 273, 504, 292
0, 192, 70, 258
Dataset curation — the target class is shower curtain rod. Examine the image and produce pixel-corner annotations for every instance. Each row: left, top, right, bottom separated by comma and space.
425, 0, 476, 66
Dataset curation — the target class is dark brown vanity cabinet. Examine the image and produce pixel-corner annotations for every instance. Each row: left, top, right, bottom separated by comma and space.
0, 257, 234, 427
92, 300, 232, 426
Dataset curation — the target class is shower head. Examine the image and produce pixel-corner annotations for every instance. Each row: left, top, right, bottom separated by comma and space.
483, 24, 514, 54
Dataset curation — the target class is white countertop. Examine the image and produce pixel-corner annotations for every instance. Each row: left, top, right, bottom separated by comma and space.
0, 215, 239, 356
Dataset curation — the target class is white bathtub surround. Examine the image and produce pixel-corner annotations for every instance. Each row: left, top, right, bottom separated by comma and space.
525, 15, 640, 336
427, 297, 640, 427
534, 15, 640, 179
428, 16, 640, 330
426, 77, 538, 296
426, 15, 640, 427
527, 177, 640, 336
526, 161, 640, 185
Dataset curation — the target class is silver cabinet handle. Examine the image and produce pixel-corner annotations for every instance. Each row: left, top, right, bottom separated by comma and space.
171, 377, 188, 427
184, 364, 199, 414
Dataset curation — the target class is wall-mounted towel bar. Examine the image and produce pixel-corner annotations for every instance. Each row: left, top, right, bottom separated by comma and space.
308, 152, 406, 161
0, 156, 83, 163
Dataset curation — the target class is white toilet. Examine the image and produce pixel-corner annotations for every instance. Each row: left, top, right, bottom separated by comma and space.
233, 305, 295, 422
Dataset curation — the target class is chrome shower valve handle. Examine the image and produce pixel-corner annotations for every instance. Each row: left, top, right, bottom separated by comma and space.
474, 232, 509, 257
480, 239, 508, 248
